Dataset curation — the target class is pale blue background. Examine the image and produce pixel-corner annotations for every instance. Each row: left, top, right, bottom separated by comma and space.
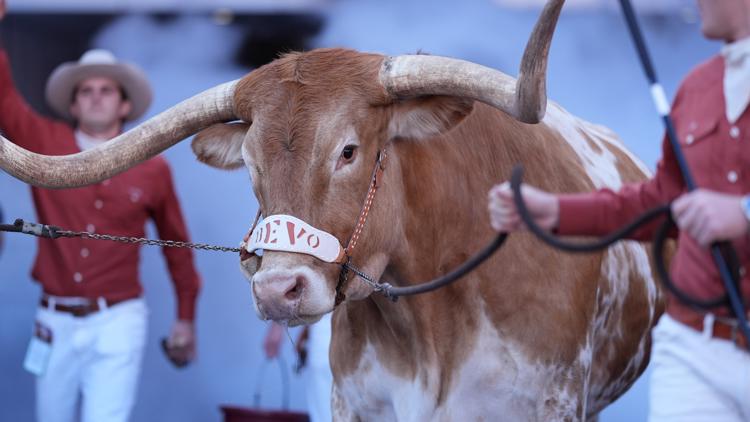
0, 1, 718, 420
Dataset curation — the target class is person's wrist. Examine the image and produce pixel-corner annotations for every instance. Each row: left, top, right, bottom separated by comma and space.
741, 195, 750, 231
550, 196, 560, 231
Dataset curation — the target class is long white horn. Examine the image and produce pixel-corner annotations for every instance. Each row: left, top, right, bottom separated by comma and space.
0, 80, 238, 189
379, 0, 564, 124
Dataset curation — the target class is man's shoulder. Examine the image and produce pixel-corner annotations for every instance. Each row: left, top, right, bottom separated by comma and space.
680, 55, 723, 91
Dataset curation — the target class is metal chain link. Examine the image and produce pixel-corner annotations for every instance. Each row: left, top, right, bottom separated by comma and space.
56, 230, 241, 253
343, 262, 392, 293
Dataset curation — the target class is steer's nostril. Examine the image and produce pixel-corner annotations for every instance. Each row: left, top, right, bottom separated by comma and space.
284, 275, 305, 301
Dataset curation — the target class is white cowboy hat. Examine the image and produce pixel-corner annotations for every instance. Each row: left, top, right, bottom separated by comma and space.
45, 49, 152, 122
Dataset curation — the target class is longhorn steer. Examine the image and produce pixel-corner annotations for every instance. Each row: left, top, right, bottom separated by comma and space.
0, 0, 663, 420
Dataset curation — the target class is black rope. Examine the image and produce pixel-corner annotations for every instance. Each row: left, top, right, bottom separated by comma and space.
345, 233, 508, 301
510, 167, 669, 252
511, 165, 747, 353
652, 216, 733, 309
511, 166, 730, 309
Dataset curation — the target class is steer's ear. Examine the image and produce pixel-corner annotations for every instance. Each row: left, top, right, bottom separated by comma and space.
191, 122, 250, 170
388, 96, 474, 140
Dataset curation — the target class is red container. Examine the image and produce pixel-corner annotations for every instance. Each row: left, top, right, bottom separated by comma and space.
220, 405, 310, 422
221, 357, 309, 422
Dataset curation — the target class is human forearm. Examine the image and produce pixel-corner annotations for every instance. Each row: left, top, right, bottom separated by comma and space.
152, 164, 202, 320
0, 49, 63, 150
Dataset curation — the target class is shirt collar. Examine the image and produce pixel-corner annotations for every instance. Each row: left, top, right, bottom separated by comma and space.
74, 129, 108, 151
721, 36, 750, 64
721, 36, 750, 124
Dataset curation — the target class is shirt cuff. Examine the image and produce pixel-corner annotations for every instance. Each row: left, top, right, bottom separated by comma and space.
177, 292, 198, 321
557, 193, 603, 236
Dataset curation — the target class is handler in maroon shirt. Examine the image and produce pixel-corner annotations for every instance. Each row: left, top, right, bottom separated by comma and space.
488, 1, 750, 420
0, 9, 201, 422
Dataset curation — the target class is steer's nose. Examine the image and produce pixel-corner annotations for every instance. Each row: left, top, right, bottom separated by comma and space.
252, 270, 308, 320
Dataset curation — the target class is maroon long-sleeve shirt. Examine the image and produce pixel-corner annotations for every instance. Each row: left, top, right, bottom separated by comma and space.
558, 55, 750, 324
0, 50, 200, 320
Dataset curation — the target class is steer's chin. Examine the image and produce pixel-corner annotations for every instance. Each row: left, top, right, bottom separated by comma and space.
252, 303, 327, 326
285, 313, 324, 327
251, 292, 334, 325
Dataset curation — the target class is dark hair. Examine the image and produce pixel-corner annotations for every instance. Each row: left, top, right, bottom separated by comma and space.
70, 81, 129, 104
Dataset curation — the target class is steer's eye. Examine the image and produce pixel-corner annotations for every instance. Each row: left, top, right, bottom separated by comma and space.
342, 145, 357, 160
336, 145, 358, 170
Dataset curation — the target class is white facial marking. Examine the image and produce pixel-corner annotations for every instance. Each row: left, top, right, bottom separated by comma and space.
330, 126, 360, 175
241, 141, 257, 184
311, 103, 361, 177
252, 262, 335, 323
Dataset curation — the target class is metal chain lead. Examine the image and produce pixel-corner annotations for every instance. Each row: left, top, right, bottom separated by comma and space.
344, 262, 394, 298
56, 229, 241, 253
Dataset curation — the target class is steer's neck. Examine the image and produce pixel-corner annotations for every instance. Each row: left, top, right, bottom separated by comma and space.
331, 105, 539, 387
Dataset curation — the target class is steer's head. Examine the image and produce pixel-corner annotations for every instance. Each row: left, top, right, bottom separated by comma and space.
0, 1, 564, 324
192, 49, 481, 324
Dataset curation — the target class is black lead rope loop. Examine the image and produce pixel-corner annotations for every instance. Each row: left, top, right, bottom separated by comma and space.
335, 139, 509, 300
512, 164, 749, 351
383, 233, 507, 298
511, 164, 731, 309
653, 216, 730, 309
341, 233, 508, 300
510, 165, 670, 252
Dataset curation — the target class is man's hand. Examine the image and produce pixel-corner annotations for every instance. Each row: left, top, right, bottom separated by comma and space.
487, 182, 560, 233
294, 325, 309, 373
162, 319, 196, 368
263, 322, 284, 359
672, 189, 748, 247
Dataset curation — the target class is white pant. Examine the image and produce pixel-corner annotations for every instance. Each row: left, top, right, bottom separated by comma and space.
305, 313, 333, 422
32, 298, 148, 422
649, 314, 750, 422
